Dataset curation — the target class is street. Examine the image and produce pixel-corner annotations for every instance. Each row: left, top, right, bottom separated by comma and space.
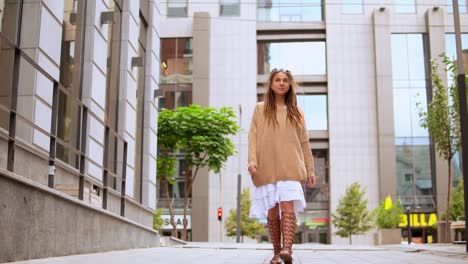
8, 243, 468, 264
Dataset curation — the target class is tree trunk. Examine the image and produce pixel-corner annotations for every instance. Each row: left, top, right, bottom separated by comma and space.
445, 157, 452, 242
162, 178, 177, 237
349, 233, 352, 245
181, 166, 193, 241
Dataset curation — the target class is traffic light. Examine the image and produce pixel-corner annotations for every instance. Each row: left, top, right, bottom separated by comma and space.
217, 207, 222, 221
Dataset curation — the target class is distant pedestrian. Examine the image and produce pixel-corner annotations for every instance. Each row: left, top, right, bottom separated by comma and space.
248, 68, 316, 264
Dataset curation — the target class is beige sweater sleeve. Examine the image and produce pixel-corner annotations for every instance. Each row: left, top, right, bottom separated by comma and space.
301, 117, 315, 177
248, 104, 258, 168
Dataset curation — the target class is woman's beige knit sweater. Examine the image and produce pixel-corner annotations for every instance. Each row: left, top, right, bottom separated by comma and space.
248, 102, 314, 187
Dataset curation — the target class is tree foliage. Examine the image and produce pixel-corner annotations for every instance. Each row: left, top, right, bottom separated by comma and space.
417, 53, 460, 162
157, 105, 240, 240
416, 53, 462, 241
331, 182, 373, 244
373, 200, 404, 229
224, 188, 265, 242
153, 208, 164, 232
157, 110, 179, 236
450, 179, 465, 221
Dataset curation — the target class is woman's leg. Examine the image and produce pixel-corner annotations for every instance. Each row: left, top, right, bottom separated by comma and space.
267, 204, 281, 264
279, 201, 296, 264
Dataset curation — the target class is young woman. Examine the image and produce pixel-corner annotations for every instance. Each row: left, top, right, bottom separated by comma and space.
248, 68, 316, 264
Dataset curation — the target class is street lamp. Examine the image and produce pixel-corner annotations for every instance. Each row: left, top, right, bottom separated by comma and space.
406, 206, 411, 245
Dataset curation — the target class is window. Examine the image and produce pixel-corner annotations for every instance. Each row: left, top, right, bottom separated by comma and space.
105, 1, 122, 129
301, 149, 329, 244
297, 95, 328, 130
0, 0, 22, 130
257, 0, 322, 22
56, 0, 84, 168
157, 158, 191, 208
0, 0, 21, 43
220, 0, 240, 16
257, 41, 326, 75
105, 1, 122, 190
405, 173, 413, 182
134, 14, 148, 201
393, 0, 416, 14
160, 38, 193, 109
446, 0, 467, 13
391, 34, 434, 199
168, 0, 188, 17
342, 0, 363, 14
304, 149, 328, 203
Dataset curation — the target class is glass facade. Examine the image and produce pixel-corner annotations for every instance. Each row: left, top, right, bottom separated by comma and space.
158, 38, 193, 214
391, 34, 434, 210
159, 38, 193, 109
297, 95, 328, 130
257, 0, 322, 22
446, 0, 467, 13
299, 149, 329, 244
56, 0, 84, 168
220, 0, 240, 16
0, 1, 21, 130
158, 157, 190, 201
393, 0, 416, 14
341, 0, 363, 14
257, 41, 326, 75
105, 1, 123, 190
168, 0, 188, 17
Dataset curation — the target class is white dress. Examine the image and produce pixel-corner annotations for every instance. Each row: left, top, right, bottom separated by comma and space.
249, 180, 306, 219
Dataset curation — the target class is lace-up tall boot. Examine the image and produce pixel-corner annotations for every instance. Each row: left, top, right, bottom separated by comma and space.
267, 215, 282, 264
279, 211, 297, 264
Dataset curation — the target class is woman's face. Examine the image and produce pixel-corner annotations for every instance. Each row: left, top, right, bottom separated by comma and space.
270, 72, 290, 96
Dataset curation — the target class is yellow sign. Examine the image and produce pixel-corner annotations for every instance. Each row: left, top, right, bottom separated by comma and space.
398, 213, 437, 228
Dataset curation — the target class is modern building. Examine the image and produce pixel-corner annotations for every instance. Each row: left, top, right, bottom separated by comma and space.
156, 0, 468, 245
0, 0, 161, 262
2, 3, 468, 263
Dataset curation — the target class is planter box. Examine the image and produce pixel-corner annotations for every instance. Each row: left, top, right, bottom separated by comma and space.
376, 228, 401, 245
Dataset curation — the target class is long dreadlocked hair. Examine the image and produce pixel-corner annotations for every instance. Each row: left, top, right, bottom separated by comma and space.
263, 69, 304, 127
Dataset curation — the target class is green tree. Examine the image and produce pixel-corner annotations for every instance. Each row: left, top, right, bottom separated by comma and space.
157, 109, 180, 237
417, 54, 462, 241
373, 199, 404, 229
331, 182, 373, 244
157, 105, 239, 240
450, 179, 465, 221
153, 208, 164, 232
224, 188, 265, 242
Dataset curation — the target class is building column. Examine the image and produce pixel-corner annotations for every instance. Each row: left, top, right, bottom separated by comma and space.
372, 8, 397, 200
191, 12, 211, 242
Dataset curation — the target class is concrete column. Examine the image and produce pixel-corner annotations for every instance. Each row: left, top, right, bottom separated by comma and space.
118, 0, 142, 199
372, 8, 397, 200
191, 12, 211, 242
140, 0, 160, 210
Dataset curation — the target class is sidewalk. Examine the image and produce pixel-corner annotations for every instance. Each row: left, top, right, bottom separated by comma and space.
6, 243, 468, 264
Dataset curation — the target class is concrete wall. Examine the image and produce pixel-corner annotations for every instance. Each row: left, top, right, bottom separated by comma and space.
326, 1, 380, 245
0, 169, 159, 263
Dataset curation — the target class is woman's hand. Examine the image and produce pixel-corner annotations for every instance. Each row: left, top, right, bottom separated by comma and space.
248, 165, 257, 176
306, 175, 316, 188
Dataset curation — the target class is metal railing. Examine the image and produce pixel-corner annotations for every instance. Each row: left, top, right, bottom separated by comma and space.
0, 31, 131, 216
399, 195, 436, 211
